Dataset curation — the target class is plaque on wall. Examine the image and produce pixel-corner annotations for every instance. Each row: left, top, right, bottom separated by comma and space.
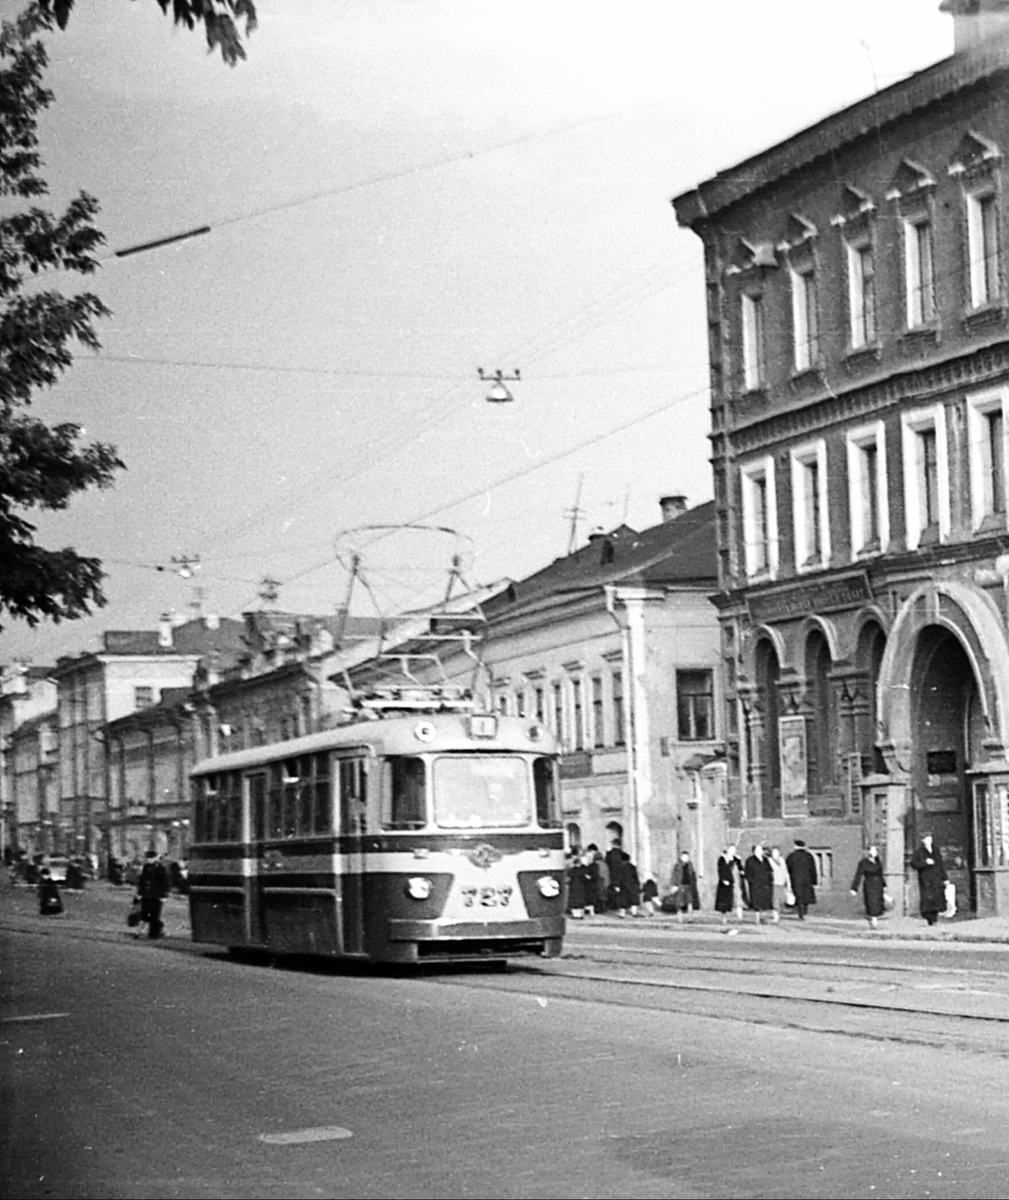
779, 715, 808, 817
926, 750, 957, 775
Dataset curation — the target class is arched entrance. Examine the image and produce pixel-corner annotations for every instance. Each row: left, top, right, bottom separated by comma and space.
877, 580, 1009, 916
909, 627, 984, 912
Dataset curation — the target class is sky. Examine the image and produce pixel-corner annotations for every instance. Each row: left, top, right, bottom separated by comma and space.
2, 0, 954, 664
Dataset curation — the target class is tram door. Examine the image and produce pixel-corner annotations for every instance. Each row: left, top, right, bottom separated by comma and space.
245, 772, 268, 945
338, 756, 368, 955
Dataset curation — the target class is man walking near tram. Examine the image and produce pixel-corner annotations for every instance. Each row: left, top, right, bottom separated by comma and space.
137, 849, 171, 939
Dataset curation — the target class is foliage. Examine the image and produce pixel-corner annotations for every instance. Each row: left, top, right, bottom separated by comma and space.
0, 5, 124, 630
39, 0, 258, 66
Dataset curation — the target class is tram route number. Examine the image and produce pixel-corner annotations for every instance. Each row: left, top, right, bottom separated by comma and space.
461, 885, 513, 908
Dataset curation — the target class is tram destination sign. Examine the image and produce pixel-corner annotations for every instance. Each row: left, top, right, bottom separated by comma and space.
746, 572, 872, 625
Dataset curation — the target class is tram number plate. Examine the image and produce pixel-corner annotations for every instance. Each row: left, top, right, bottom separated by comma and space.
461, 885, 513, 908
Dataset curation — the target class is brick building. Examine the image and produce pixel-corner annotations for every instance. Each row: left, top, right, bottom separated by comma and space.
674, 5, 1009, 915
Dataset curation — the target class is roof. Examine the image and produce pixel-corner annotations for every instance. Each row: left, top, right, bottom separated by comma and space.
54, 616, 247, 672
673, 41, 1009, 226
484, 501, 717, 617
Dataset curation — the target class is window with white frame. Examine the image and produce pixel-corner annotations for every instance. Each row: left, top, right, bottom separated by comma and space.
791, 266, 818, 371
551, 681, 564, 749
847, 241, 877, 348
967, 189, 1002, 308
901, 405, 950, 549
790, 441, 830, 570
846, 421, 889, 558
677, 670, 715, 741
571, 677, 584, 751
967, 386, 1009, 531
904, 217, 936, 327
740, 456, 778, 579
741, 292, 765, 391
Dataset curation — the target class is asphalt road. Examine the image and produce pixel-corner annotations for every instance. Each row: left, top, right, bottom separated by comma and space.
2, 902, 1009, 1200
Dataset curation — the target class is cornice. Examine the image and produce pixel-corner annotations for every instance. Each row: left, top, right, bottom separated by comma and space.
727, 339, 1009, 455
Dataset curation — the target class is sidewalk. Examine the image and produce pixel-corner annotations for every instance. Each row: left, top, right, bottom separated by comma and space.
567, 906, 1009, 946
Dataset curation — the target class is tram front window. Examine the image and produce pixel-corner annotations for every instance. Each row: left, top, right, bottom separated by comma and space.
432, 756, 532, 828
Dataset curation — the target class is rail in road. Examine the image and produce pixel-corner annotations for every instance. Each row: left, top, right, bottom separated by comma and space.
423, 935, 1009, 1058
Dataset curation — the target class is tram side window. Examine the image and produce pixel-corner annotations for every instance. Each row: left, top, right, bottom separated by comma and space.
381, 756, 427, 830
339, 758, 369, 835
314, 758, 332, 834
533, 756, 562, 828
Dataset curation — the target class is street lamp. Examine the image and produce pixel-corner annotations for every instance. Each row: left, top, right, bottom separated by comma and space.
477, 367, 520, 404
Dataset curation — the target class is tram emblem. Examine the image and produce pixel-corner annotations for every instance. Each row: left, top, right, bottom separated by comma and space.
466, 843, 503, 870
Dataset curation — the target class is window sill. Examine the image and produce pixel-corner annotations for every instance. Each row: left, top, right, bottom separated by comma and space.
844, 342, 882, 367
975, 512, 1008, 536
789, 364, 822, 384
963, 301, 1008, 334
853, 540, 884, 561
900, 324, 939, 348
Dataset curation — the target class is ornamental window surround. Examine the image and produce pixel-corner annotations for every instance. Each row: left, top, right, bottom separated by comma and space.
886, 159, 939, 331
789, 439, 830, 572
948, 130, 1004, 313
846, 420, 889, 560
776, 214, 819, 375
726, 237, 778, 394
966, 385, 1009, 533
832, 186, 878, 352
740, 455, 779, 580
901, 404, 950, 549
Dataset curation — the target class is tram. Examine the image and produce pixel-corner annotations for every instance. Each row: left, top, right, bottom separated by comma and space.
188, 697, 565, 965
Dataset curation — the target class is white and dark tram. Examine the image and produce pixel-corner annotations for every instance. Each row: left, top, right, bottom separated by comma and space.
188, 699, 566, 965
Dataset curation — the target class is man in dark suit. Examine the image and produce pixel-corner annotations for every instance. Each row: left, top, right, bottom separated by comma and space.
137, 850, 172, 939
786, 839, 818, 920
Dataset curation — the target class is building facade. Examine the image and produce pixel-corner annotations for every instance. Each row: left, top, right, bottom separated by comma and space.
0, 665, 57, 857
674, 12, 1009, 915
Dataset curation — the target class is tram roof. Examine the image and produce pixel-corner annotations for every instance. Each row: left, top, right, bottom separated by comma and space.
191, 712, 556, 776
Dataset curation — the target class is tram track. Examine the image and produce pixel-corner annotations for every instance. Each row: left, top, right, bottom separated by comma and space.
426, 949, 1009, 1058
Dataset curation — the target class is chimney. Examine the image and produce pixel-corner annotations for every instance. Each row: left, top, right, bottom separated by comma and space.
941, 0, 1009, 52
158, 613, 173, 649
203, 613, 220, 630
659, 494, 688, 522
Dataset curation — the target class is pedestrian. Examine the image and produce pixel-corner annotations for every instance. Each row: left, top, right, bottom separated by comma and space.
566, 848, 589, 919
715, 844, 745, 924
744, 843, 774, 924
609, 850, 640, 918
670, 850, 700, 924
786, 838, 818, 920
137, 849, 171, 939
909, 833, 947, 926
37, 867, 64, 916
850, 844, 886, 928
768, 846, 790, 924
583, 845, 602, 916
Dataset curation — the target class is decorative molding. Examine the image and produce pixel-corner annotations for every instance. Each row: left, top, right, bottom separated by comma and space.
948, 128, 1002, 177
885, 157, 937, 201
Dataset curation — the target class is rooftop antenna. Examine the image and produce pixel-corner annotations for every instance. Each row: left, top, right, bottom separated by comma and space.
258, 576, 281, 609
565, 473, 585, 555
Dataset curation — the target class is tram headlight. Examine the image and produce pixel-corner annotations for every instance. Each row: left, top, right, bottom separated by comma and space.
536, 875, 561, 898
406, 876, 433, 900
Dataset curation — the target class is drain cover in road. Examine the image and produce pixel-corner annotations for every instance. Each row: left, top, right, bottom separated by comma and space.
259, 1126, 353, 1145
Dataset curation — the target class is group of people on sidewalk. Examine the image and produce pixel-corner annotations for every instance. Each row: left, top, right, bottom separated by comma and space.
567, 832, 955, 931
713, 840, 819, 926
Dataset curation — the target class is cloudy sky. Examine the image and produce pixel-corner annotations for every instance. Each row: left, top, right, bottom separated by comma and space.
3, 0, 952, 663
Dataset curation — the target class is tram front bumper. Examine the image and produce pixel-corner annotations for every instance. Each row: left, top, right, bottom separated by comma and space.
387, 916, 565, 942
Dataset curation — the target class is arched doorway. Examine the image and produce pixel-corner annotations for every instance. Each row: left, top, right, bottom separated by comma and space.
910, 627, 984, 912
804, 630, 836, 798
754, 639, 781, 818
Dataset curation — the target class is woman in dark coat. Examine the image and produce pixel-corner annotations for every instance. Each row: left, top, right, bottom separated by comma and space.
744, 844, 774, 924
566, 851, 588, 918
850, 844, 886, 928
714, 845, 745, 925
909, 834, 947, 925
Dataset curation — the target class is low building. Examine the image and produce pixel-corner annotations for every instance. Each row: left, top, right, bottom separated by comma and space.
341, 500, 723, 900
